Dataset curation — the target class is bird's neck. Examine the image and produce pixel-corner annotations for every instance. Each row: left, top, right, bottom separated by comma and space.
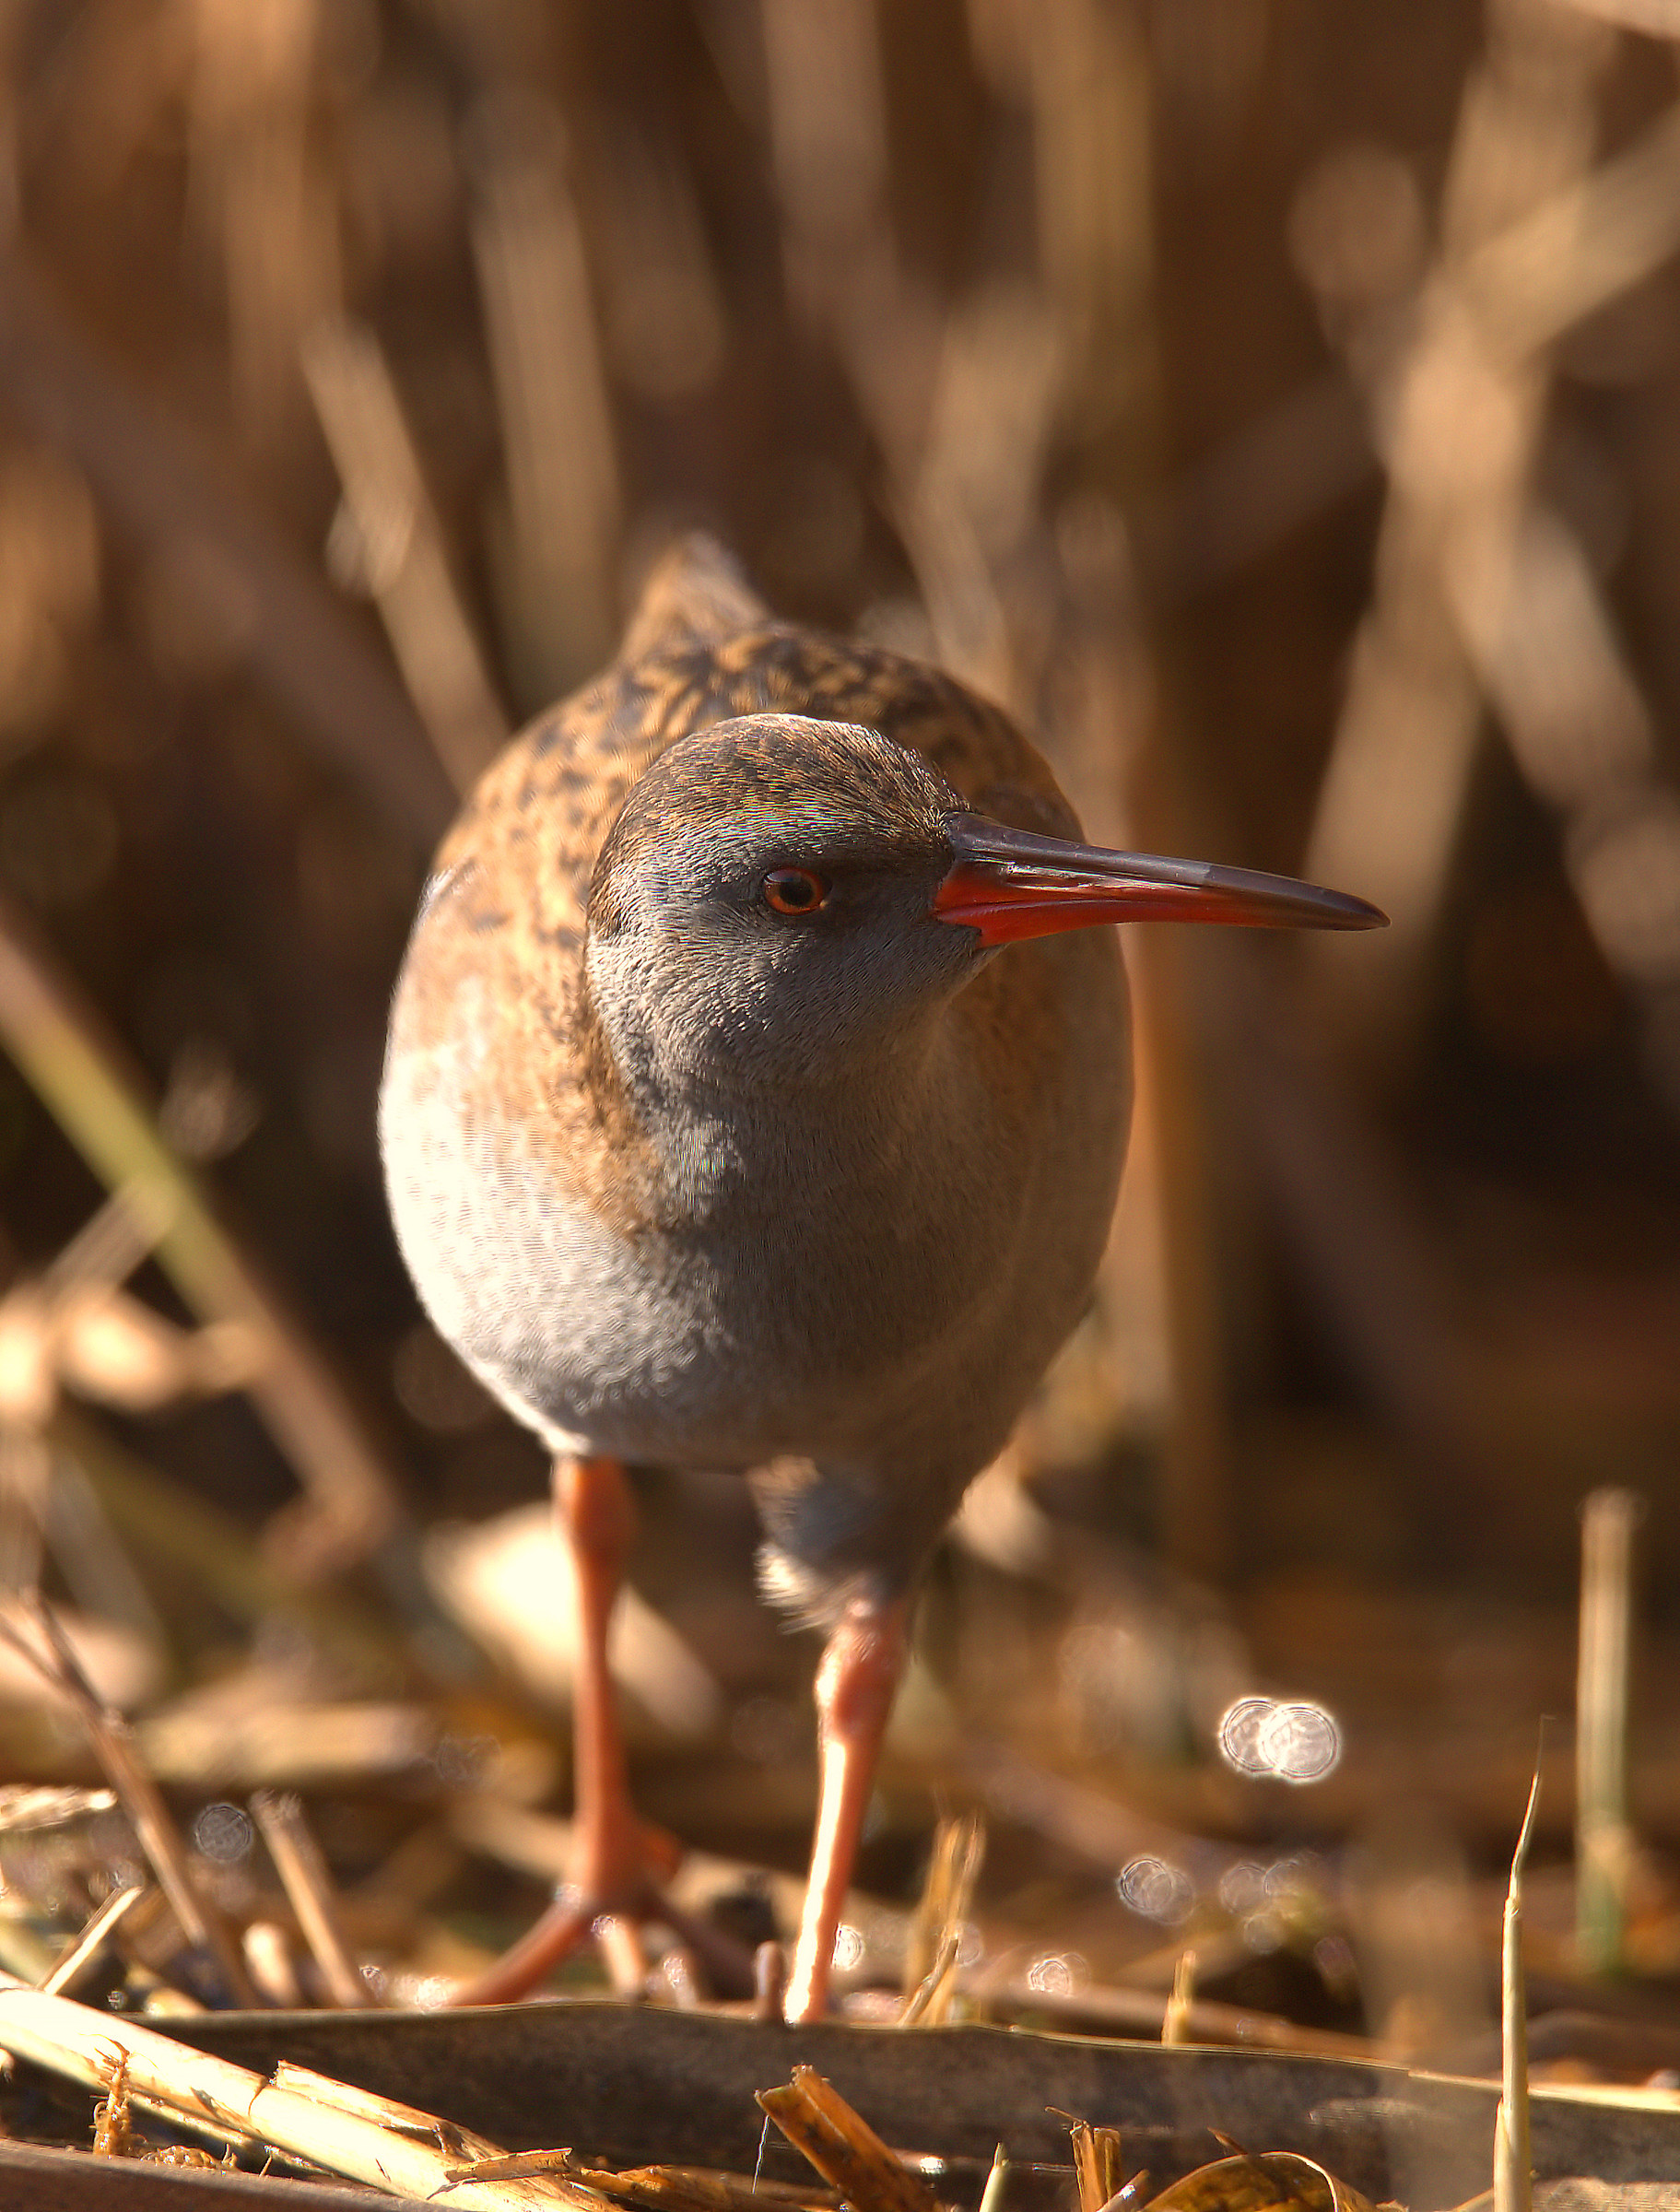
579, 966, 954, 1225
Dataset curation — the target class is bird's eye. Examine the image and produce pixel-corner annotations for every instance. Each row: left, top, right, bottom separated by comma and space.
761, 867, 831, 915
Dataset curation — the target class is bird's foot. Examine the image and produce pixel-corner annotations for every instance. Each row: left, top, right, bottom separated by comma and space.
448, 1820, 757, 2004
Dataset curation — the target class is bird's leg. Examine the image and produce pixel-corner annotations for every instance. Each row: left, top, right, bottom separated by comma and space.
557, 1451, 643, 1912
451, 1454, 672, 2005
783, 1592, 910, 2023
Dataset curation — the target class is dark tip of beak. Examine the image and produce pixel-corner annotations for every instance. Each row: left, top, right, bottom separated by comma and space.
933, 813, 1388, 947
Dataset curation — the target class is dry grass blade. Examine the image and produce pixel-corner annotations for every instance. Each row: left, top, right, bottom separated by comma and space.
38, 1877, 147, 1996
0, 1593, 253, 2006
250, 1788, 372, 2007
0, 1974, 606, 2206
756, 2067, 942, 2212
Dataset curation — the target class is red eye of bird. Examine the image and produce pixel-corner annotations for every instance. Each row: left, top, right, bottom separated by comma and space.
762, 867, 830, 915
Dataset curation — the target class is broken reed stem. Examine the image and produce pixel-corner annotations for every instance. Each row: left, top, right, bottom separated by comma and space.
1495, 1757, 1542, 2212
899, 1809, 983, 2025
1064, 2114, 1125, 2212
250, 1789, 371, 2008
757, 2067, 941, 2212
975, 2147, 1008, 2212
38, 1879, 148, 1996
1576, 1487, 1641, 1976
0, 1974, 599, 2207
897, 1923, 961, 2029
0, 1595, 253, 2006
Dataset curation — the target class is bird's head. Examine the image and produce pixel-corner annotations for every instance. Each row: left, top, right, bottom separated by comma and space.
586, 716, 969, 1091
585, 712, 1383, 1095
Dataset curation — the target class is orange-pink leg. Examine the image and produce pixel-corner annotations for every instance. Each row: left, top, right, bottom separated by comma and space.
452, 1454, 746, 2006
782, 1593, 910, 2024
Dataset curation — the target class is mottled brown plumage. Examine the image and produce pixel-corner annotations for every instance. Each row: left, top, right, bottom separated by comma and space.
381, 535, 1382, 2020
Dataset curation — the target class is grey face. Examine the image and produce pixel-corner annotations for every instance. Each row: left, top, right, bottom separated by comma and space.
585, 716, 982, 1092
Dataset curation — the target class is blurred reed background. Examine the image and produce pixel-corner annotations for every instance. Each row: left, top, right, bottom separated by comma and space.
0, 0, 1677, 2029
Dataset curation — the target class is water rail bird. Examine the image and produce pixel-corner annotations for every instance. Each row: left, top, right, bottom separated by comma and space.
380, 535, 1385, 2021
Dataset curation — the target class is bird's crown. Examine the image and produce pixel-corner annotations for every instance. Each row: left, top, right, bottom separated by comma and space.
588, 713, 959, 936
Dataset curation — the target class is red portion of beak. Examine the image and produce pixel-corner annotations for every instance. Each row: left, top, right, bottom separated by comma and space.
933, 812, 1387, 947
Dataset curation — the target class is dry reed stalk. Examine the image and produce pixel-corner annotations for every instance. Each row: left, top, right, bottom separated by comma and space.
302, 315, 507, 793
185, 0, 339, 437
1161, 1948, 1196, 2047
1559, 0, 1680, 24
250, 1789, 371, 2008
1495, 1760, 1542, 2212
241, 1918, 304, 2008
0, 1785, 116, 1830
0, 252, 452, 847
142, 1695, 432, 1790
761, 0, 887, 280
50, 1406, 394, 1677
468, 91, 620, 700
758, 0, 922, 471
1576, 1488, 1641, 1975
0, 883, 398, 1576
1304, 17, 1680, 1111
900, 286, 1061, 710
1304, 0, 1615, 1053
0, 1423, 48, 1590
38, 1878, 147, 1997
0, 1972, 602, 2206
0, 1594, 253, 2006
1465, 101, 1680, 359
1021, 0, 1154, 418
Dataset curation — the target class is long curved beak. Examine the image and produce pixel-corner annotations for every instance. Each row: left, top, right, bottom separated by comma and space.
933, 812, 1387, 947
